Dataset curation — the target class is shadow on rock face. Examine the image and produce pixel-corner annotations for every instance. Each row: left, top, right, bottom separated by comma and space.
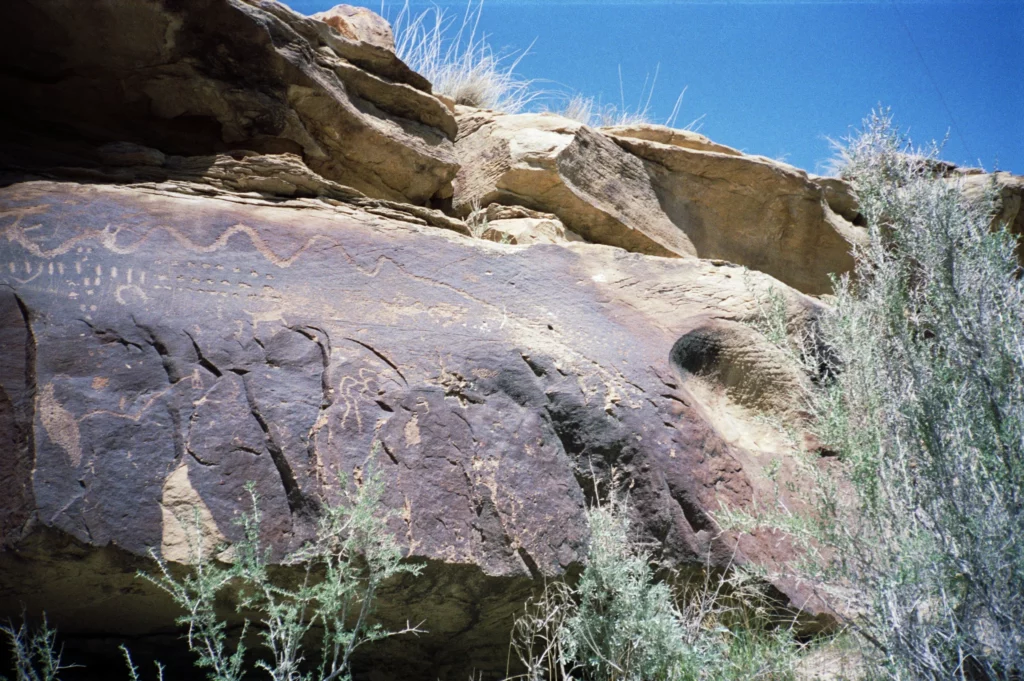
0, 0, 459, 205
0, 526, 546, 681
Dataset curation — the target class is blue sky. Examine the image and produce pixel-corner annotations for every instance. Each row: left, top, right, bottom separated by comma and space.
284, 0, 1023, 175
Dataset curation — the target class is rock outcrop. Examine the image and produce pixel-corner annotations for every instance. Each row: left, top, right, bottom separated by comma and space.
602, 125, 866, 295
311, 4, 396, 51
960, 170, 1024, 261
453, 109, 696, 258
469, 204, 584, 245
453, 111, 866, 295
601, 124, 746, 157
10, 1, 1016, 679
0, 175, 829, 677
0, 0, 457, 205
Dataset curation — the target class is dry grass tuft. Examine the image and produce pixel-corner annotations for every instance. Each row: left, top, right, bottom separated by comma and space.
555, 65, 702, 130
393, 0, 537, 113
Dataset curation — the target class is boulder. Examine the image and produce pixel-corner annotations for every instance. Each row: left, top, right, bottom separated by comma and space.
454, 111, 865, 295
0, 0, 458, 205
0, 172, 834, 678
605, 127, 867, 295
469, 204, 583, 245
312, 4, 396, 51
959, 170, 1024, 261
453, 108, 698, 258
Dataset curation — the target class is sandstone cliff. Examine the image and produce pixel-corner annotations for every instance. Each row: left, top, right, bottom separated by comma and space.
1, 1, 1020, 679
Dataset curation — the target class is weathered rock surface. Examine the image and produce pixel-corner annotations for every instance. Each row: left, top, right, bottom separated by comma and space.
453, 108, 698, 258
601, 124, 745, 157
960, 170, 1024, 260
0, 172, 833, 678
0, 0, 458, 205
813, 176, 864, 225
453, 111, 865, 295
3, 145, 472, 237
605, 128, 866, 295
312, 4, 396, 51
470, 204, 584, 245
0, 2, 872, 677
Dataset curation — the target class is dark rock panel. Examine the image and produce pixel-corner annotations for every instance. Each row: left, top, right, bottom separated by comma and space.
0, 179, 829, 678
0, 290, 35, 546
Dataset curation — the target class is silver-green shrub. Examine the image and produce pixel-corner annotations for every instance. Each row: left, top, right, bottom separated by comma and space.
1, 464, 420, 681
145, 463, 423, 681
510, 488, 803, 681
560, 500, 699, 681
0, 617, 70, 681
812, 110, 1024, 680
512, 492, 702, 681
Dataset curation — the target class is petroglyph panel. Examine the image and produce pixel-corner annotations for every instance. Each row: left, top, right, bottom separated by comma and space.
1, 176, 833, 636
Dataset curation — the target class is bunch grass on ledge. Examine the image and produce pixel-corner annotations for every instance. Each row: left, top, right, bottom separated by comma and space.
393, 0, 537, 113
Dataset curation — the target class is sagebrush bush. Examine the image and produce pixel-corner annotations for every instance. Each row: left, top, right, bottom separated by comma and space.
561, 500, 698, 681
144, 462, 423, 681
809, 110, 1024, 680
510, 486, 803, 681
512, 492, 702, 681
0, 463, 420, 681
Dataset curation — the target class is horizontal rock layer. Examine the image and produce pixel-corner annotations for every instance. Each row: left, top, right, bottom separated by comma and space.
0, 0, 458, 205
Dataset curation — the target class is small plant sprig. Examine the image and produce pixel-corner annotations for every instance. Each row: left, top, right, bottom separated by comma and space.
121, 645, 165, 681
465, 197, 491, 239
743, 274, 791, 351
557, 65, 697, 131
0, 616, 77, 681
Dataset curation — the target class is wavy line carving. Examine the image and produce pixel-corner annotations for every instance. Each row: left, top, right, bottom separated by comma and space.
2, 205, 340, 269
